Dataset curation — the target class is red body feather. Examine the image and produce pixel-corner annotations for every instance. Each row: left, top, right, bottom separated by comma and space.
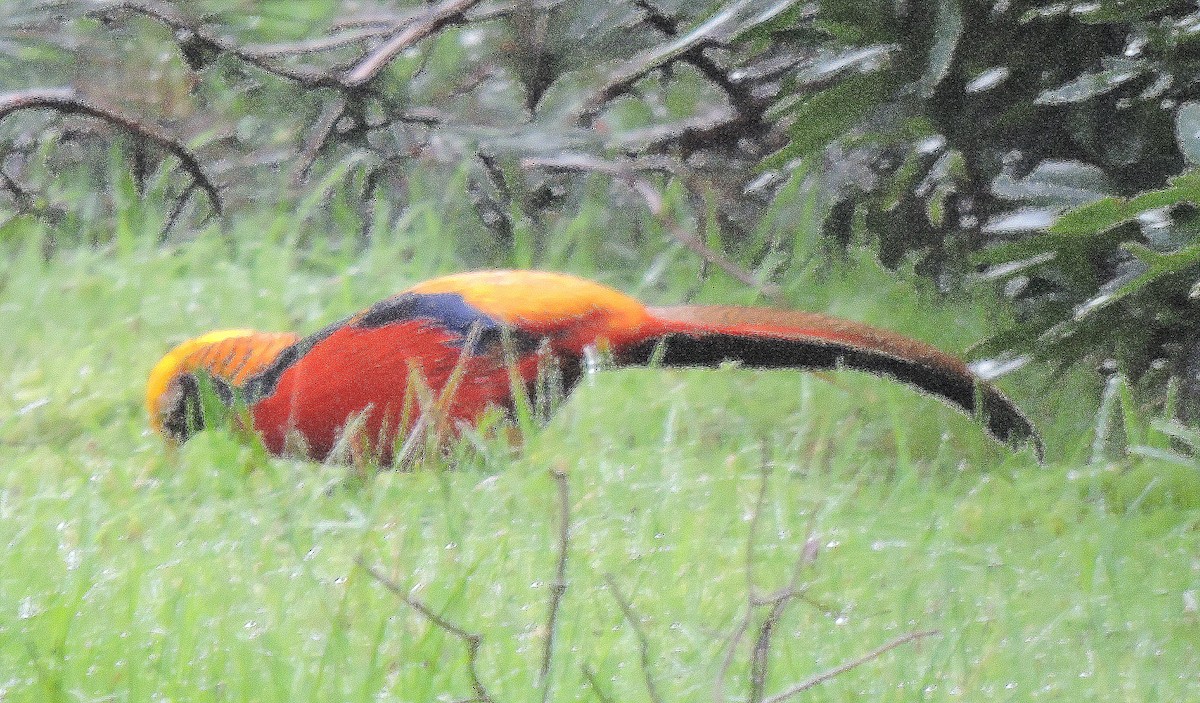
251, 321, 540, 460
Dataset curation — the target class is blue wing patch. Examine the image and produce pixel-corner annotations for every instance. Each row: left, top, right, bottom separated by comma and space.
354, 292, 501, 341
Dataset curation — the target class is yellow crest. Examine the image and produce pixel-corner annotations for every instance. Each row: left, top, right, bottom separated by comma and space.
146, 329, 298, 435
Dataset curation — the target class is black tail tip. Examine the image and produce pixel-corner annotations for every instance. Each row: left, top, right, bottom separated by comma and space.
980, 388, 1045, 463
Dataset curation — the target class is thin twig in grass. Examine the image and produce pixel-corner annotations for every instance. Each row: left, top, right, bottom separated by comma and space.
603, 574, 663, 703
715, 451, 773, 703
537, 467, 571, 698
750, 515, 822, 703
731, 481, 925, 703
0, 87, 222, 216
357, 557, 495, 703
749, 453, 813, 703
747, 460, 787, 703
718, 450, 830, 703
581, 663, 617, 703
761, 629, 939, 703
749, 579, 798, 703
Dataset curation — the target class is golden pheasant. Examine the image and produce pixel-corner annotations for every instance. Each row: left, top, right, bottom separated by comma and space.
146, 270, 1041, 462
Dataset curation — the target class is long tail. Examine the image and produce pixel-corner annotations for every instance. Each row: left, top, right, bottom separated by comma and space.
622, 305, 1042, 460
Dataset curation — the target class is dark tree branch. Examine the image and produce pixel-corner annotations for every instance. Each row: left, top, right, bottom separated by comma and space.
357, 556, 495, 703
160, 180, 198, 240
245, 27, 392, 59
0, 87, 222, 215
342, 0, 483, 88
524, 153, 679, 177
632, 0, 760, 119
291, 98, 347, 186
615, 108, 742, 155
93, 0, 510, 95
476, 151, 512, 203
467, 151, 515, 245
576, 0, 757, 125
0, 164, 34, 213
92, 0, 345, 88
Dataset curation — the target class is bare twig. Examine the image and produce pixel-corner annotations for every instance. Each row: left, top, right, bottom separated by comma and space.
713, 611, 750, 703
159, 179, 197, 240
750, 518, 824, 703
632, 0, 759, 118
582, 663, 617, 703
245, 27, 392, 58
343, 0, 483, 88
603, 574, 663, 703
291, 97, 346, 185
0, 164, 33, 213
576, 0, 753, 125
538, 468, 571, 699
721, 452, 830, 703
762, 630, 939, 703
745, 456, 779, 703
0, 87, 222, 215
328, 1, 550, 40
750, 586, 794, 702
94, 1, 340, 86
523, 154, 782, 302
357, 556, 495, 703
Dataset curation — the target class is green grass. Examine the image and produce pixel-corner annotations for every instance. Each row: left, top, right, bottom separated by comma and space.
1, 207, 1199, 702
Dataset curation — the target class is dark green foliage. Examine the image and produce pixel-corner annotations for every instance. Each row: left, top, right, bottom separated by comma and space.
758, 0, 1200, 416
